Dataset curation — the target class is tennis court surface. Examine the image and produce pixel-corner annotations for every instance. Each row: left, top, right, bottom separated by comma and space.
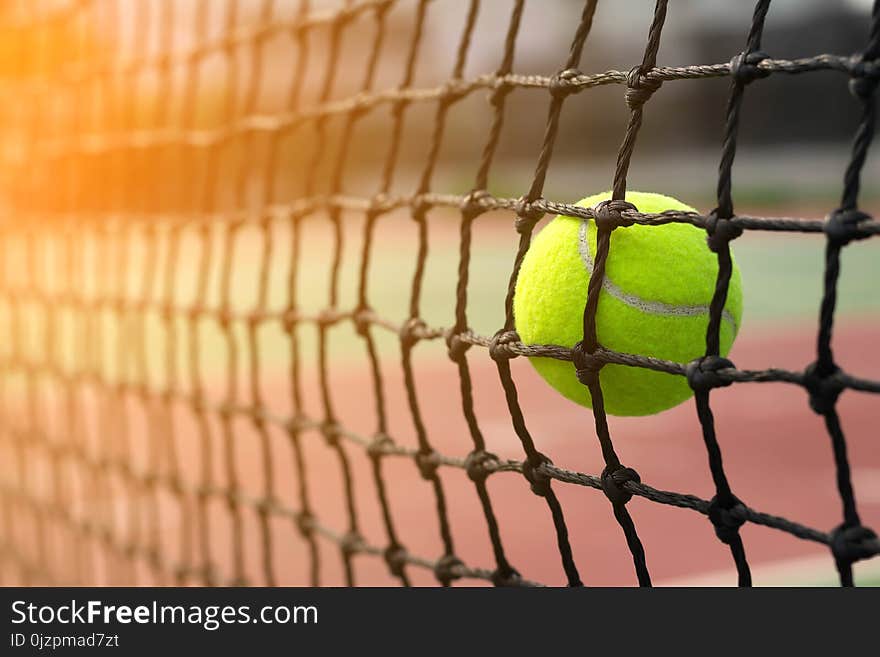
0, 0, 878, 587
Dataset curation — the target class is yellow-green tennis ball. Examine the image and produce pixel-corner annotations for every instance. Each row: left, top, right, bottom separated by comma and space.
514, 190, 743, 416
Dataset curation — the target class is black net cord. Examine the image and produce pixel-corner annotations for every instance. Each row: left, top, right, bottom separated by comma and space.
338, 2, 413, 587
311, 10, 363, 585
610, 0, 667, 202
573, 0, 672, 588
283, 1, 321, 586
440, 0, 522, 587
493, 0, 604, 588
693, 391, 750, 586
813, 0, 880, 587
485, 0, 591, 588
690, 0, 774, 588
394, 0, 459, 584
501, 0, 600, 328
239, 0, 279, 588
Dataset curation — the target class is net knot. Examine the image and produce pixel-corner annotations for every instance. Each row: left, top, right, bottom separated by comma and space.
830, 524, 879, 566
281, 308, 299, 334
367, 432, 393, 459
340, 531, 363, 557
173, 564, 191, 584
707, 496, 747, 544
411, 194, 432, 220
489, 329, 520, 361
216, 307, 232, 329
227, 215, 246, 233
122, 542, 137, 560
514, 196, 545, 233
143, 470, 160, 489
729, 50, 770, 85
372, 0, 392, 19
549, 68, 581, 99
459, 189, 492, 220
295, 511, 314, 538
847, 54, 879, 101
601, 465, 640, 506
348, 93, 371, 121
254, 495, 274, 518
490, 566, 522, 587
287, 413, 307, 434
625, 65, 662, 111
522, 453, 552, 497
258, 212, 273, 233
686, 356, 735, 392
353, 306, 373, 337
321, 421, 340, 448
399, 317, 426, 348
440, 78, 468, 106
335, 2, 361, 25
572, 341, 605, 386
415, 449, 439, 481
168, 476, 184, 497
160, 301, 175, 323
593, 199, 637, 232
317, 307, 342, 328
464, 449, 500, 483
705, 210, 743, 252
446, 330, 472, 362
368, 192, 391, 214
489, 76, 513, 107
803, 361, 844, 415
390, 98, 410, 121
433, 554, 464, 585
218, 403, 234, 422
824, 207, 872, 246
383, 543, 408, 578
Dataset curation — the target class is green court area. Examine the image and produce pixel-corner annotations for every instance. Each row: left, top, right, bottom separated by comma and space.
197, 203, 880, 368
3, 202, 878, 388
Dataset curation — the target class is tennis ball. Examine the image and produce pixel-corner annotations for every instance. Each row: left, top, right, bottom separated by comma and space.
514, 191, 743, 416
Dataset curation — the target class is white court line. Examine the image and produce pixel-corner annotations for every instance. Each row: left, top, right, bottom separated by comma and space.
852, 467, 880, 505
658, 552, 880, 587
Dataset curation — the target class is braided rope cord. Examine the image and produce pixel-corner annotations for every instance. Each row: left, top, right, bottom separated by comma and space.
0, 0, 877, 587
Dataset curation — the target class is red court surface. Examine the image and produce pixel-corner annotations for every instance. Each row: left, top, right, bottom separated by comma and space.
2, 319, 877, 587
194, 318, 879, 587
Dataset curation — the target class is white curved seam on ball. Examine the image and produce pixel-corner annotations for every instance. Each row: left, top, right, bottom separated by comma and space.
577, 220, 739, 332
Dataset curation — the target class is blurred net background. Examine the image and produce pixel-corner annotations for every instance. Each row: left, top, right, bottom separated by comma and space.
0, 0, 878, 587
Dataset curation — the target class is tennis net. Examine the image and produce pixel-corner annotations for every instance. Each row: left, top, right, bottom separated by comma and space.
0, 0, 878, 587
